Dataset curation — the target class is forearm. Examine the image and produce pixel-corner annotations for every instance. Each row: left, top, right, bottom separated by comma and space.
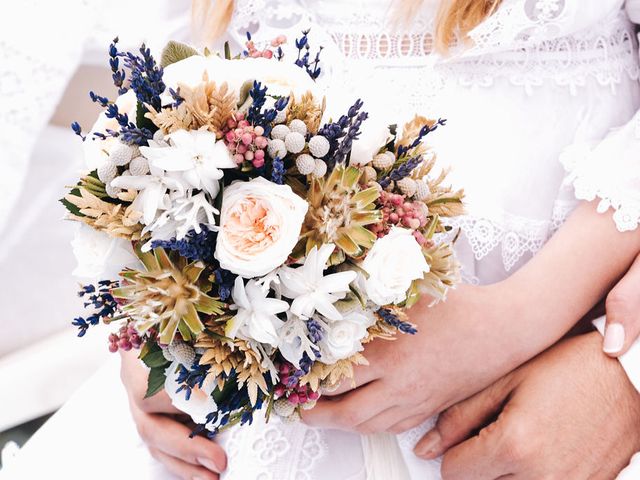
500, 200, 640, 364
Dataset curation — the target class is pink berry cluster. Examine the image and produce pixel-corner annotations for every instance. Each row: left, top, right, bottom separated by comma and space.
245, 34, 287, 59
108, 323, 142, 353
273, 363, 320, 406
370, 191, 431, 245
224, 114, 269, 168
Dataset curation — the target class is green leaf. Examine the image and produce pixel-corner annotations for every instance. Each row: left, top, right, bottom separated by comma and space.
136, 102, 157, 133
141, 343, 170, 369
59, 196, 83, 217
224, 41, 232, 60
145, 366, 168, 398
160, 40, 199, 68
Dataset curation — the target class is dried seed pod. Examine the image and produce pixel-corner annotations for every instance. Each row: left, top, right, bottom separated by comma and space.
308, 135, 330, 158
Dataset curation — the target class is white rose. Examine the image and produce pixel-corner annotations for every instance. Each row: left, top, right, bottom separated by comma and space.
349, 115, 390, 166
215, 177, 308, 278
164, 361, 217, 429
82, 90, 137, 169
162, 55, 320, 102
71, 224, 139, 281
361, 227, 430, 306
319, 311, 374, 363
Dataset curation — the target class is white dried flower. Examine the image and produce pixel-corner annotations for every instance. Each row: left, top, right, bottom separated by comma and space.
109, 143, 134, 166
105, 182, 122, 198
271, 124, 290, 141
312, 158, 327, 178
153, 130, 165, 142
308, 135, 330, 158
362, 166, 377, 183
280, 410, 301, 424
273, 398, 296, 418
296, 154, 316, 175
414, 180, 431, 201
129, 156, 150, 176
97, 160, 118, 183
372, 151, 395, 170
288, 119, 307, 136
267, 138, 287, 159
168, 340, 196, 367
284, 132, 305, 154
300, 400, 317, 410
397, 177, 417, 197
162, 347, 175, 362
274, 108, 287, 124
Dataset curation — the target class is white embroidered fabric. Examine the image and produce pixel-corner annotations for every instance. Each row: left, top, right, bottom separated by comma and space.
215, 1, 640, 479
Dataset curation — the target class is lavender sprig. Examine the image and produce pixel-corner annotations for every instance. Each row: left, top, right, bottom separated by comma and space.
397, 118, 447, 158
109, 37, 128, 95
271, 156, 285, 184
294, 30, 322, 80
376, 308, 417, 335
378, 155, 423, 189
72, 280, 119, 337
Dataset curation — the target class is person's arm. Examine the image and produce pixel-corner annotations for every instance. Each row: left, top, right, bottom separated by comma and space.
302, 200, 640, 433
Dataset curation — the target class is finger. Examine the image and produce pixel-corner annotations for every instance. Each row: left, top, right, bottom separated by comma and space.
355, 405, 429, 435
148, 447, 219, 480
387, 413, 433, 434
321, 365, 380, 396
415, 375, 512, 460
604, 253, 640, 356
132, 403, 226, 472
440, 418, 515, 480
301, 381, 390, 431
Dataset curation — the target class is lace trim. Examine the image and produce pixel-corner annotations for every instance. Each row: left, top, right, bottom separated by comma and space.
445, 14, 639, 95
561, 139, 640, 233
443, 200, 576, 273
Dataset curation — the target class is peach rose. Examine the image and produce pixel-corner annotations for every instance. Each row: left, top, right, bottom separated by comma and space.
215, 177, 308, 278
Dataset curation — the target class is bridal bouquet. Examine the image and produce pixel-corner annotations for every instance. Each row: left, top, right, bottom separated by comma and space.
65, 33, 464, 434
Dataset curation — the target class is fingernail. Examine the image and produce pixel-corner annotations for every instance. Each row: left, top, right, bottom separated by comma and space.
197, 457, 221, 472
604, 323, 625, 354
414, 430, 442, 459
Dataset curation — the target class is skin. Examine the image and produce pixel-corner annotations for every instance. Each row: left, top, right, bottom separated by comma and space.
415, 332, 640, 480
120, 350, 227, 480
604, 253, 640, 357
302, 202, 640, 434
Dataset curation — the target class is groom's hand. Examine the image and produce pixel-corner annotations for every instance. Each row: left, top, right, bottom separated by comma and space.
415, 332, 640, 480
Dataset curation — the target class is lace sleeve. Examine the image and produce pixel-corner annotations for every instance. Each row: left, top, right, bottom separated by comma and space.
559, 112, 640, 232
459, 0, 626, 57
0, 0, 100, 235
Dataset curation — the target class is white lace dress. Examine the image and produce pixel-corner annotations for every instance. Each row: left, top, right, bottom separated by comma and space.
212, 0, 640, 479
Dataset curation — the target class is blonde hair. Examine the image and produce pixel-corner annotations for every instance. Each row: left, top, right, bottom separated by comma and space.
191, 0, 502, 52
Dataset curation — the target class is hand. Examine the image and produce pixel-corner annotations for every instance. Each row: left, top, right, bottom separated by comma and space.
415, 332, 640, 480
120, 350, 227, 480
604, 253, 640, 356
302, 283, 530, 434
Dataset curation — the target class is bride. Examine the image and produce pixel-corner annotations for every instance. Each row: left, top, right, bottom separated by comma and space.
115, 0, 640, 479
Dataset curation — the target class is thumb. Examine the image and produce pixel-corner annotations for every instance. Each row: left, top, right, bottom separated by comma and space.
414, 374, 513, 460
604, 253, 640, 357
